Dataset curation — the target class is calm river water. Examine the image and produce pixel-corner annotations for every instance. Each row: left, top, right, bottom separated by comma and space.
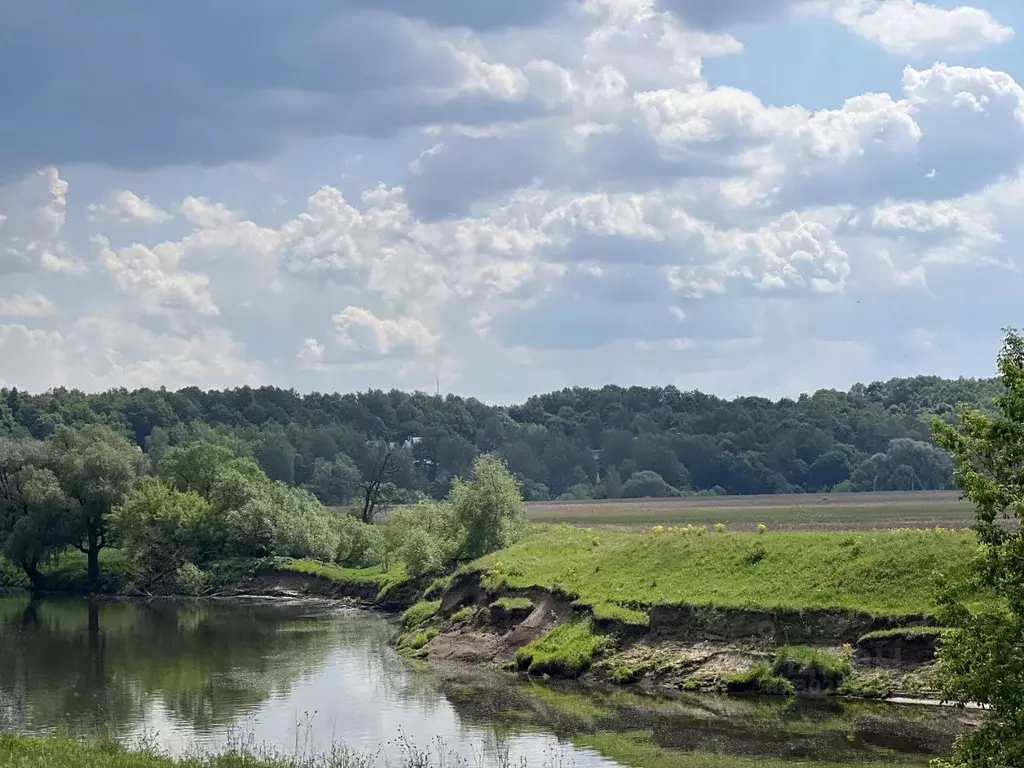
0, 595, 974, 767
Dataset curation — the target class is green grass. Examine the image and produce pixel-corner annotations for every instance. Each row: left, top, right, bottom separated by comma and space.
724, 663, 796, 696
477, 526, 985, 618
278, 559, 393, 588
0, 735, 373, 768
840, 672, 897, 700
515, 617, 607, 678
401, 600, 441, 628
771, 646, 852, 692
575, 730, 919, 768
450, 606, 474, 623
490, 596, 534, 612
858, 625, 947, 642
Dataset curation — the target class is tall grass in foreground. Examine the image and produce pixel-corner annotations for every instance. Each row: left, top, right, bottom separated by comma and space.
0, 732, 553, 768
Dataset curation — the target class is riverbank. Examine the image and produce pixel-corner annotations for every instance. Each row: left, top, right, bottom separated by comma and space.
1, 525, 985, 704
401, 525, 985, 702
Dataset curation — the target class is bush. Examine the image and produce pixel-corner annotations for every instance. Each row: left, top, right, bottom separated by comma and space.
451, 455, 526, 560
174, 562, 209, 596
771, 646, 852, 693
621, 471, 678, 499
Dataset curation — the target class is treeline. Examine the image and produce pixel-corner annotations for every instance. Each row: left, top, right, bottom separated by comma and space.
0, 375, 1000, 503
0, 426, 526, 592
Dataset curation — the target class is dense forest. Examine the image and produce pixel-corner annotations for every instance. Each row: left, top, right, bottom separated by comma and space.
0, 376, 1001, 504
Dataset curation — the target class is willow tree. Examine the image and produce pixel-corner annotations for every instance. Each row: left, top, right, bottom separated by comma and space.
933, 329, 1024, 767
46, 426, 147, 582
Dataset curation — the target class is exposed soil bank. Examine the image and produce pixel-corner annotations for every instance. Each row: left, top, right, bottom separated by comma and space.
411, 569, 944, 702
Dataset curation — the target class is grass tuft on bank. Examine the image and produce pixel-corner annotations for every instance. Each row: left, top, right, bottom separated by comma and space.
476, 526, 984, 618
515, 617, 607, 677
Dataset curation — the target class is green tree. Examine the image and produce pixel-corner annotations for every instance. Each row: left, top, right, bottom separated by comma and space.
255, 435, 297, 484
933, 329, 1024, 767
111, 478, 213, 586
47, 426, 146, 582
450, 454, 526, 560
309, 454, 362, 506
159, 443, 236, 498
622, 470, 678, 499
0, 439, 69, 587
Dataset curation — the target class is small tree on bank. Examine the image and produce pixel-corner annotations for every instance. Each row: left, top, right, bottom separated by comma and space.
933, 328, 1024, 768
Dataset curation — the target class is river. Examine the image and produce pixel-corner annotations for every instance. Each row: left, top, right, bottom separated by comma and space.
0, 595, 974, 767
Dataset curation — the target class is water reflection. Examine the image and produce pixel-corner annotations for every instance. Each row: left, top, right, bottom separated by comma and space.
0, 594, 973, 767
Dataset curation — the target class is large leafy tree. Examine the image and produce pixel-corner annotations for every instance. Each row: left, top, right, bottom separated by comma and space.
451, 454, 526, 560
0, 439, 68, 587
47, 425, 147, 582
933, 329, 1024, 767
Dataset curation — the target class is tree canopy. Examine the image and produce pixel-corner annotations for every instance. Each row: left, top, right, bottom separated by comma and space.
0, 375, 1000, 503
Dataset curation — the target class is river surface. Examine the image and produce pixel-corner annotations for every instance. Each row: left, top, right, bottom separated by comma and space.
0, 594, 975, 767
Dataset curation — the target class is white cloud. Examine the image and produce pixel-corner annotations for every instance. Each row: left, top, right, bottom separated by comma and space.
332, 307, 439, 357
836, 0, 1014, 57
0, 318, 262, 391
0, 167, 83, 274
87, 190, 171, 223
297, 338, 329, 372
0, 292, 57, 318
93, 236, 219, 316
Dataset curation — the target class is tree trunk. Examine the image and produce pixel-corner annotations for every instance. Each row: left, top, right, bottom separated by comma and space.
23, 560, 43, 590
87, 543, 100, 583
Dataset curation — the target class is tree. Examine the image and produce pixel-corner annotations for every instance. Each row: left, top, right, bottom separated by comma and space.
47, 426, 146, 582
451, 454, 526, 560
309, 454, 362, 506
622, 470, 678, 499
356, 441, 412, 524
159, 442, 236, 498
932, 329, 1024, 767
255, 435, 297, 484
0, 439, 69, 588
111, 478, 213, 586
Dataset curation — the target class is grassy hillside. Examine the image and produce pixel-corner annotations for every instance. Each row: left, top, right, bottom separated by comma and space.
475, 525, 984, 618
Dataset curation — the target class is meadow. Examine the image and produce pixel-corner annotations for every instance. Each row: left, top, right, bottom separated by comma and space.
476, 524, 984, 618
526, 491, 975, 531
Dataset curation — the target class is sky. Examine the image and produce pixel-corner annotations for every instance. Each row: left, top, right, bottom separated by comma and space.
1, 0, 1023, 403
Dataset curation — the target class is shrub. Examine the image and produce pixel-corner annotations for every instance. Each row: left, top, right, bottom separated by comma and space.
621, 471, 678, 499
450, 455, 526, 560
174, 562, 209, 596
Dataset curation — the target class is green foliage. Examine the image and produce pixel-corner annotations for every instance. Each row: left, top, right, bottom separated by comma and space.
450, 454, 526, 560
308, 454, 362, 506
0, 374, 1005, 501
771, 646, 852, 691
475, 526, 984, 618
515, 618, 606, 678
402, 600, 441, 628
621, 471, 678, 499
158, 443, 236, 498
610, 665, 643, 685
174, 562, 210, 596
839, 672, 895, 699
931, 329, 1024, 767
724, 663, 796, 696
111, 478, 213, 587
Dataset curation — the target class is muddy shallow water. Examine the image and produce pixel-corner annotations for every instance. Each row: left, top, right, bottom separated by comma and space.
0, 594, 974, 766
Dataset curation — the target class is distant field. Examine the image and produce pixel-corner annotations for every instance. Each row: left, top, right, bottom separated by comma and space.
526, 491, 977, 531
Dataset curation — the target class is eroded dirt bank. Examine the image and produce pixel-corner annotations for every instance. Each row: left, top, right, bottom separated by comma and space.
408, 570, 945, 701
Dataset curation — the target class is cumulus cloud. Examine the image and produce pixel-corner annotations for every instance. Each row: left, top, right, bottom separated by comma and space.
332, 307, 439, 357
87, 190, 171, 223
0, 167, 82, 274
0, 318, 261, 391
836, 0, 1014, 56
0, 292, 57, 318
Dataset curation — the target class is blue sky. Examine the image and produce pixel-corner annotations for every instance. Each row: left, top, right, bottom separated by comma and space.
1, 0, 1022, 403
